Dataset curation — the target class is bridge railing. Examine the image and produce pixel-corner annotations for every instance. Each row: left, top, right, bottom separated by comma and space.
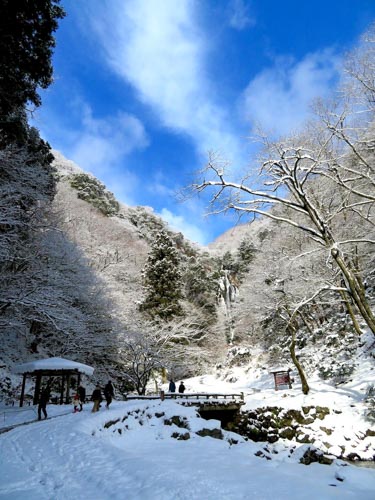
125, 392, 244, 402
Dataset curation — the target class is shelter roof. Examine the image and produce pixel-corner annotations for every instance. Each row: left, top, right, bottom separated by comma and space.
13, 357, 94, 376
268, 367, 292, 374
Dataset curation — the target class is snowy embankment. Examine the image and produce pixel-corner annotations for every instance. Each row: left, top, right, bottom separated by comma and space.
0, 365, 375, 500
0, 384, 375, 499
187, 357, 375, 462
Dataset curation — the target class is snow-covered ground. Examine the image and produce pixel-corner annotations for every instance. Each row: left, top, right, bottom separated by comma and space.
1, 362, 374, 500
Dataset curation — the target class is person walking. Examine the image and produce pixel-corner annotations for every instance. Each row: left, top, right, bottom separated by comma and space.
78, 384, 86, 411
168, 379, 176, 393
38, 386, 50, 420
178, 381, 186, 394
91, 384, 102, 413
72, 392, 80, 413
104, 380, 114, 409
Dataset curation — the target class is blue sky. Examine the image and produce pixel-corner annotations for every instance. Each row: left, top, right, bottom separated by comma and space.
35, 0, 375, 245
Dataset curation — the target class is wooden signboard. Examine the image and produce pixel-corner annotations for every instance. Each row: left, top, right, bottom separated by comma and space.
272, 370, 292, 390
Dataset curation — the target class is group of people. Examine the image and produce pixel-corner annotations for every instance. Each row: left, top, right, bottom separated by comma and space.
37, 380, 115, 419
91, 380, 114, 413
168, 380, 186, 394
38, 378, 187, 419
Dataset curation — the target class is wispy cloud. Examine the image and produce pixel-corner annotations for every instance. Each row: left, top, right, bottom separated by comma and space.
86, 0, 246, 165
159, 207, 208, 246
229, 0, 256, 30
242, 50, 340, 137
69, 103, 148, 175
36, 98, 148, 205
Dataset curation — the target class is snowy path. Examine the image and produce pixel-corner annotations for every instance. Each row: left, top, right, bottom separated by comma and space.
0, 401, 374, 500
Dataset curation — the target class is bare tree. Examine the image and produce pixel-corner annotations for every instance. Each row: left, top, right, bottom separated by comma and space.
117, 333, 163, 395
192, 125, 375, 334
118, 317, 210, 394
189, 28, 375, 337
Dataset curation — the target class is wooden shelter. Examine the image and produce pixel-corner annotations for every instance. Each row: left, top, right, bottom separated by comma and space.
13, 357, 94, 407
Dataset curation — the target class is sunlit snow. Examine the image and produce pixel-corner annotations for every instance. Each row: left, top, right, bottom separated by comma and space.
1, 363, 374, 499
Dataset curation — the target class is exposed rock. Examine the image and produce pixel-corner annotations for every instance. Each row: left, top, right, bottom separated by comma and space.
315, 406, 330, 420
279, 427, 296, 440
346, 452, 361, 461
171, 431, 190, 440
254, 450, 272, 460
300, 447, 334, 465
268, 433, 279, 443
104, 418, 120, 429
196, 428, 223, 439
232, 405, 330, 445
302, 406, 314, 415
296, 432, 312, 444
320, 426, 333, 436
164, 416, 189, 429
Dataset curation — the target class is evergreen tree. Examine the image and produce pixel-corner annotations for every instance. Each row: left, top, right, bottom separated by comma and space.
183, 256, 217, 318
140, 230, 183, 320
0, 0, 65, 142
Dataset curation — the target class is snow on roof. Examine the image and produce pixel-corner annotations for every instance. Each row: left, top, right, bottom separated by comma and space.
13, 357, 94, 376
268, 366, 292, 373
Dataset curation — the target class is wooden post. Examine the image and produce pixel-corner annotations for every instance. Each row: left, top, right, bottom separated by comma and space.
20, 373, 27, 407
65, 373, 71, 404
33, 373, 42, 405
60, 375, 65, 405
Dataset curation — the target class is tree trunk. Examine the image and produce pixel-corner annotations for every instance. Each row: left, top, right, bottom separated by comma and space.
288, 326, 310, 395
338, 289, 362, 336
332, 249, 375, 335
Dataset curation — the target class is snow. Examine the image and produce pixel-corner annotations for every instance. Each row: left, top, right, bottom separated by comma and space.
1, 364, 374, 499
13, 357, 94, 376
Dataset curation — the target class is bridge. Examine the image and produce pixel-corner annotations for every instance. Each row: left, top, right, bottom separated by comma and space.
125, 393, 245, 427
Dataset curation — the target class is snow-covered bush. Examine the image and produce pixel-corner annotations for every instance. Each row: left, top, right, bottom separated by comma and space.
69, 174, 120, 216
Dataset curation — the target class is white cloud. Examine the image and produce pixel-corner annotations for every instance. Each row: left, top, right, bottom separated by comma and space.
229, 0, 256, 30
36, 99, 147, 206
86, 0, 246, 165
70, 104, 148, 174
242, 50, 340, 137
159, 208, 208, 245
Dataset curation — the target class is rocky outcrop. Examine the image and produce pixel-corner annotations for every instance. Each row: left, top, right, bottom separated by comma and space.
229, 406, 330, 443
228, 405, 375, 461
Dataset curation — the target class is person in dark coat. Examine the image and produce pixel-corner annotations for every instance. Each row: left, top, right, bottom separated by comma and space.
38, 387, 50, 420
78, 385, 86, 411
168, 379, 176, 393
91, 384, 103, 413
104, 380, 114, 409
178, 381, 186, 394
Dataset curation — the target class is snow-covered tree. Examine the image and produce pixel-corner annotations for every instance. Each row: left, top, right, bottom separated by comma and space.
140, 230, 184, 320
190, 26, 375, 338
118, 318, 210, 394
0, 0, 64, 142
183, 255, 217, 319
